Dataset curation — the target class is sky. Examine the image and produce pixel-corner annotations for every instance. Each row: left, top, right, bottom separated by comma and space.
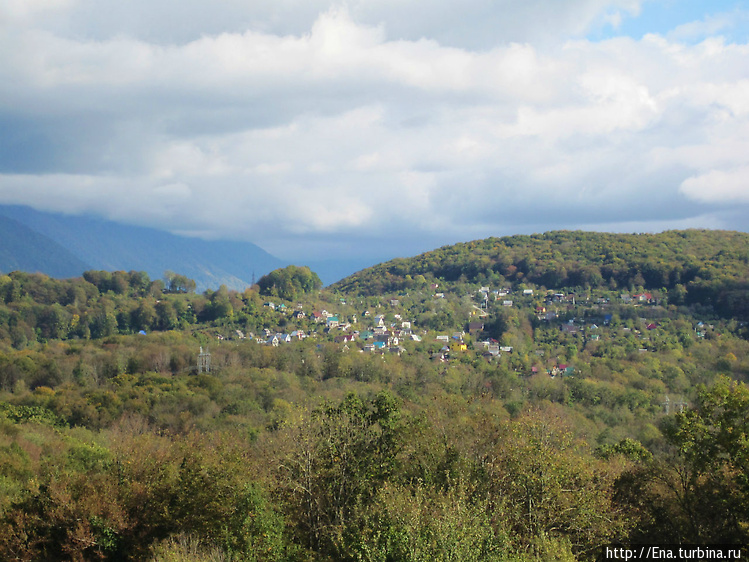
1, 0, 749, 265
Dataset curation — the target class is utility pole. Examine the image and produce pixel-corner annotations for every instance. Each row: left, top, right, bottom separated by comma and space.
198, 346, 211, 373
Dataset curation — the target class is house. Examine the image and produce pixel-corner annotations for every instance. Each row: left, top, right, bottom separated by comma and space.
468, 322, 484, 336
500, 346, 513, 353
264, 302, 276, 310
436, 335, 449, 342
503, 300, 513, 307
326, 316, 340, 329
293, 310, 306, 319
549, 364, 574, 376
311, 311, 325, 323
431, 351, 448, 362
374, 333, 391, 347
451, 342, 467, 352
523, 289, 534, 295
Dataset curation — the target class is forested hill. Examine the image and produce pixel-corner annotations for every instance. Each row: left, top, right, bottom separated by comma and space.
332, 230, 749, 317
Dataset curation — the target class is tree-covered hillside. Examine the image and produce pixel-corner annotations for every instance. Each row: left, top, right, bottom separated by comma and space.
1, 230, 748, 560
333, 230, 749, 319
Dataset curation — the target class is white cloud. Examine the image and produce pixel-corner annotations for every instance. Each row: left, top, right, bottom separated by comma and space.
680, 167, 749, 203
1, 0, 647, 48
1, 2, 749, 262
667, 11, 739, 43
0, 0, 73, 23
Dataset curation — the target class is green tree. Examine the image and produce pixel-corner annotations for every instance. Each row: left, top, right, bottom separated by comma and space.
617, 376, 749, 545
257, 266, 322, 301
276, 392, 404, 558
163, 271, 197, 294
155, 300, 178, 331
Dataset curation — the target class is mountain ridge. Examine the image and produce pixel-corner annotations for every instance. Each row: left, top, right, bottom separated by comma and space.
0, 214, 92, 278
0, 205, 286, 291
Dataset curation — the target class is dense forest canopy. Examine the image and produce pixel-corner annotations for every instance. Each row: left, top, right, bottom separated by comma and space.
333, 230, 749, 319
257, 265, 322, 301
0, 229, 748, 560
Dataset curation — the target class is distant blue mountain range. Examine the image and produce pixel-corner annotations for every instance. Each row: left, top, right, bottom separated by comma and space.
0, 205, 287, 291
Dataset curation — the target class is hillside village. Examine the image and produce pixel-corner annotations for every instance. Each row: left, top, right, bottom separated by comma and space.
244, 282, 714, 382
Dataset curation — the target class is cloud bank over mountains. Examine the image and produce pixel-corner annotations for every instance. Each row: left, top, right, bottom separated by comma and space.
1, 0, 748, 261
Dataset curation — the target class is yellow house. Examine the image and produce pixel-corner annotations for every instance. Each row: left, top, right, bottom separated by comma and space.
451, 342, 467, 352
